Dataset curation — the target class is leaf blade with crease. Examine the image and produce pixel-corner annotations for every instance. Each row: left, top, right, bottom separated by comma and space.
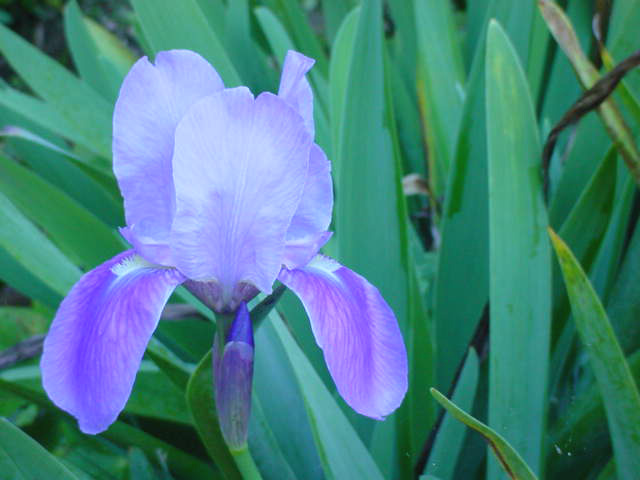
549, 229, 640, 479
0, 418, 79, 480
430, 388, 538, 480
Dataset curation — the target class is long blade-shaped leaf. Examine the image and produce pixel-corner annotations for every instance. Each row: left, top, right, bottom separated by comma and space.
0, 24, 112, 158
271, 312, 385, 480
430, 389, 538, 480
549, 229, 640, 479
539, 0, 640, 185
64, 0, 120, 101
0, 192, 80, 296
0, 154, 123, 268
414, 0, 465, 195
0, 418, 79, 480
131, 0, 240, 86
485, 20, 551, 477
425, 349, 479, 478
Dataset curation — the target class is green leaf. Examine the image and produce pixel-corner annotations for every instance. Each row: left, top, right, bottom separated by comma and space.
63, 0, 120, 101
224, 0, 274, 93
605, 219, 640, 355
487, 0, 536, 64
247, 396, 297, 480
185, 350, 242, 480
253, 6, 330, 146
551, 148, 617, 334
548, 349, 640, 478
0, 24, 112, 158
549, 229, 640, 479
0, 373, 217, 480
0, 154, 123, 268
539, 0, 640, 185
83, 17, 136, 79
433, 32, 488, 392
608, 0, 640, 98
322, 0, 354, 45
328, 6, 359, 167
263, 0, 328, 76
589, 172, 635, 302
128, 447, 158, 480
335, 0, 409, 368
548, 149, 619, 398
194, 0, 226, 38
254, 6, 295, 63
548, 114, 610, 228
425, 349, 479, 478
430, 389, 538, 480
0, 418, 79, 480
252, 318, 324, 480
125, 363, 192, 424
0, 87, 111, 166
0, 192, 81, 296
271, 312, 385, 480
0, 307, 47, 349
415, 0, 465, 195
485, 20, 551, 477
0, 126, 121, 227
0, 249, 61, 307
145, 337, 194, 391
539, 0, 593, 150
131, 0, 240, 86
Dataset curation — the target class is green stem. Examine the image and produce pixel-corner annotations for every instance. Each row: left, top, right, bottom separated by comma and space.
231, 446, 263, 480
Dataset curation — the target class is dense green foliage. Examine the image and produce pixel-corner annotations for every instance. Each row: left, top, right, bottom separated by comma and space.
1, 0, 639, 479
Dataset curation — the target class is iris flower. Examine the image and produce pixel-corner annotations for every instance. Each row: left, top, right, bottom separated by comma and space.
41, 49, 408, 435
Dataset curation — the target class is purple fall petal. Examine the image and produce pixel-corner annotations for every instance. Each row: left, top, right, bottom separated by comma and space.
278, 50, 315, 137
113, 50, 223, 265
279, 255, 408, 419
40, 251, 184, 434
170, 87, 311, 303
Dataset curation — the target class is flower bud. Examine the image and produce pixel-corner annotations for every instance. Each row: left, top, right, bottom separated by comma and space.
213, 302, 254, 450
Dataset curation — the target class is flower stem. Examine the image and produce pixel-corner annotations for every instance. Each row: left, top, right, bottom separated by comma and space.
230, 445, 263, 480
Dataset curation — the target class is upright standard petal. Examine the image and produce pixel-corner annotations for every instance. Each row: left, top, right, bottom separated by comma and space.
278, 50, 315, 136
41, 251, 184, 434
171, 87, 311, 303
113, 50, 224, 264
277, 52, 333, 266
283, 144, 333, 268
278, 256, 408, 419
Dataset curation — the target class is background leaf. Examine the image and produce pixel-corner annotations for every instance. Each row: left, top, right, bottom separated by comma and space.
485, 20, 551, 477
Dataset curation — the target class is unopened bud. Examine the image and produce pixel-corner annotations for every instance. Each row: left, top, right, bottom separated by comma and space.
213, 302, 254, 450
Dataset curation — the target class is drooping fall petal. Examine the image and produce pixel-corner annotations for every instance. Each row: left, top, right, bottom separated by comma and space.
41, 251, 184, 434
279, 255, 408, 419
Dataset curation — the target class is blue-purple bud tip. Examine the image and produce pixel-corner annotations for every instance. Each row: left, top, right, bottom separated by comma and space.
214, 302, 254, 450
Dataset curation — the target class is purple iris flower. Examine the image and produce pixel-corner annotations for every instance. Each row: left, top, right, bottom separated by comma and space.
40, 49, 408, 435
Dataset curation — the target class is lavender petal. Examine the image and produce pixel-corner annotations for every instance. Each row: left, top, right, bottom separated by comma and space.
284, 144, 333, 268
278, 50, 315, 136
113, 50, 223, 265
170, 87, 311, 300
278, 255, 408, 419
40, 251, 184, 434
